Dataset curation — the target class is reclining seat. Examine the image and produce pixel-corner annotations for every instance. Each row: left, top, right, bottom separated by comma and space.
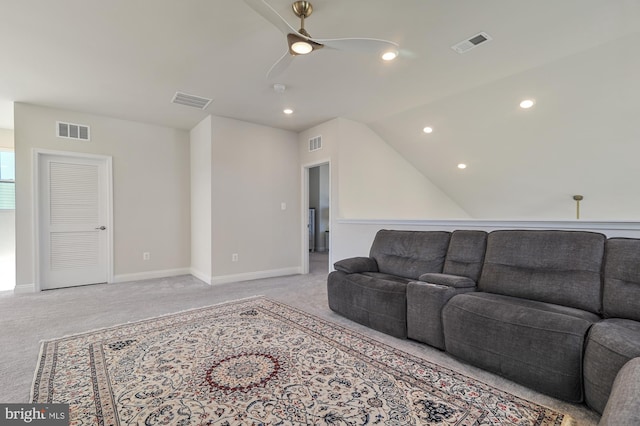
583, 238, 640, 413
407, 230, 487, 349
327, 229, 451, 338
442, 230, 605, 403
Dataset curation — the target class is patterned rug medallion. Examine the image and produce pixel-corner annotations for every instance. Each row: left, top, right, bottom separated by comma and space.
32, 297, 573, 425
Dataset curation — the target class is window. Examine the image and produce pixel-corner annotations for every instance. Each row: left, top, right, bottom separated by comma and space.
0, 151, 15, 210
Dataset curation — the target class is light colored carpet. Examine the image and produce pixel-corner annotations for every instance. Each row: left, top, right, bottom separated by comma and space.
32, 296, 571, 425
0, 252, 599, 424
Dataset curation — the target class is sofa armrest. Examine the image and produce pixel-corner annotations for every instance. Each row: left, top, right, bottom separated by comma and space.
333, 257, 378, 274
599, 357, 640, 425
418, 273, 476, 289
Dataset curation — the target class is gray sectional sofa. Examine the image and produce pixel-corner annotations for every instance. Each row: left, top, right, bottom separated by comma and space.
327, 229, 640, 423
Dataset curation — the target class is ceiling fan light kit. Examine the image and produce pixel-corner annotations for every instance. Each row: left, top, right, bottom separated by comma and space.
287, 33, 322, 55
244, 0, 399, 78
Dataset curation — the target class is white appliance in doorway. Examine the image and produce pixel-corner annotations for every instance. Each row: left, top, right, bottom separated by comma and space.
35, 151, 113, 290
309, 208, 316, 252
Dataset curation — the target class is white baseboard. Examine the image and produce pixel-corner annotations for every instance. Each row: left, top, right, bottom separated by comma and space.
211, 266, 302, 286
12, 266, 300, 292
113, 268, 191, 284
14, 283, 36, 293
190, 268, 212, 285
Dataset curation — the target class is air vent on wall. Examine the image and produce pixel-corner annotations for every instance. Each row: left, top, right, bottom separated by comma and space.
309, 135, 322, 152
451, 32, 492, 54
171, 92, 212, 110
57, 121, 90, 141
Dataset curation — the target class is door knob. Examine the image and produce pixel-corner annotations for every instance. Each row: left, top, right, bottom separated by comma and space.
95, 226, 106, 230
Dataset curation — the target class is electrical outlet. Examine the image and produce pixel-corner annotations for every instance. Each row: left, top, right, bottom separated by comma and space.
143, 252, 150, 261
232, 253, 239, 262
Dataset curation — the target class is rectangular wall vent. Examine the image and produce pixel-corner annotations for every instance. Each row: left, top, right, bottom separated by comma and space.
56, 121, 90, 141
171, 92, 212, 110
309, 135, 322, 152
451, 32, 492, 54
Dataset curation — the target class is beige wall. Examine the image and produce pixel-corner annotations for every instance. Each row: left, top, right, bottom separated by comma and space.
0, 128, 13, 149
190, 116, 213, 283
207, 116, 300, 283
14, 103, 191, 289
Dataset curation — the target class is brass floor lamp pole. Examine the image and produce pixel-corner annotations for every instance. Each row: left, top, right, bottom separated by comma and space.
573, 195, 583, 220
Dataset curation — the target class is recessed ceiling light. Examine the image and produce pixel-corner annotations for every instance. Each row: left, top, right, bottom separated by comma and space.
457, 163, 467, 169
423, 126, 433, 134
283, 108, 294, 115
519, 99, 535, 109
381, 50, 398, 61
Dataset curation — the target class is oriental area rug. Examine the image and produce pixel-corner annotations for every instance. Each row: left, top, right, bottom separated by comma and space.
32, 297, 574, 425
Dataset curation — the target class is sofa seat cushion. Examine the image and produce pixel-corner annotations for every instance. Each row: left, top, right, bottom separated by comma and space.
442, 292, 600, 402
584, 319, 640, 414
327, 270, 409, 338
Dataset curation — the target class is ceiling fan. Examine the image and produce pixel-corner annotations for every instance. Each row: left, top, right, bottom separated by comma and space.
244, 0, 400, 79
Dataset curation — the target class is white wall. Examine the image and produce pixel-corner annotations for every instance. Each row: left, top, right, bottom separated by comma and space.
299, 118, 469, 220
209, 116, 300, 284
299, 117, 470, 268
372, 33, 640, 220
14, 103, 191, 290
337, 118, 470, 219
190, 116, 213, 283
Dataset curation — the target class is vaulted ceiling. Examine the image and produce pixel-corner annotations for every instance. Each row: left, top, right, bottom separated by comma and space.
2, 1, 639, 219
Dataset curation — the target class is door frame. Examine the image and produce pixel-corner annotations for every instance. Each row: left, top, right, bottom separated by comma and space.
33, 148, 114, 291
301, 159, 331, 274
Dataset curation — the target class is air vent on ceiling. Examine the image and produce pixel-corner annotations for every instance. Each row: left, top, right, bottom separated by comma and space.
171, 92, 212, 110
309, 135, 322, 152
451, 32, 492, 54
57, 121, 90, 141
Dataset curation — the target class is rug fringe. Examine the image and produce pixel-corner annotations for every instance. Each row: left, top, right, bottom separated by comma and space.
561, 415, 578, 426
29, 340, 47, 403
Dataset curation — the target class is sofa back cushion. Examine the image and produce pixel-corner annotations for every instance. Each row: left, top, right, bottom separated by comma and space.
603, 238, 640, 321
478, 230, 605, 313
369, 230, 451, 280
443, 230, 488, 281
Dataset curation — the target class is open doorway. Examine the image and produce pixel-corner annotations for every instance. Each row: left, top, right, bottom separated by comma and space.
303, 161, 330, 274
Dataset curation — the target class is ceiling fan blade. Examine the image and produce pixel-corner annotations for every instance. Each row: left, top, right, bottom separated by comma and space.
267, 51, 295, 79
313, 37, 399, 55
244, 0, 299, 36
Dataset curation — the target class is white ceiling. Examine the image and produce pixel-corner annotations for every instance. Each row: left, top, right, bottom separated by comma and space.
2, 1, 639, 218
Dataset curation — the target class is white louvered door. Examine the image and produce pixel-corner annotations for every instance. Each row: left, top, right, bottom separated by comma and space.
39, 154, 109, 289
